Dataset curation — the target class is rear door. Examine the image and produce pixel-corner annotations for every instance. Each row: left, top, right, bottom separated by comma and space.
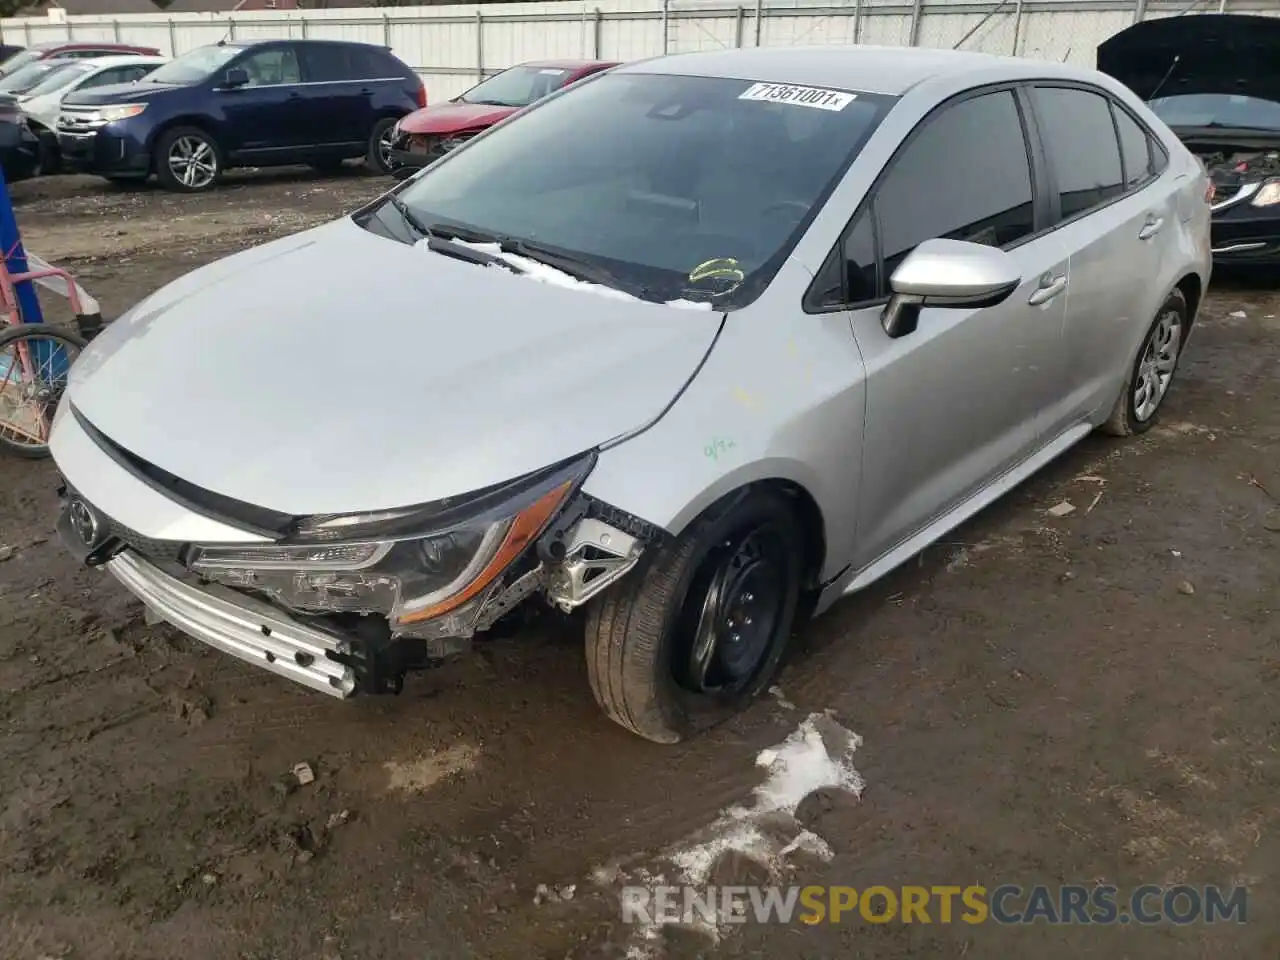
1025, 84, 1174, 434
218, 44, 307, 157
297, 44, 366, 147
828, 88, 1071, 568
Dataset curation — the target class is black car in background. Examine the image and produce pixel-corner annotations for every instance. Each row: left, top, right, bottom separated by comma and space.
0, 93, 39, 182
57, 39, 427, 192
1099, 14, 1280, 265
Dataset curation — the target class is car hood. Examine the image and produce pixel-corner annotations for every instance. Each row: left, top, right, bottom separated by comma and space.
64, 216, 723, 517
63, 80, 181, 107
20, 91, 61, 128
1097, 13, 1280, 102
398, 100, 518, 135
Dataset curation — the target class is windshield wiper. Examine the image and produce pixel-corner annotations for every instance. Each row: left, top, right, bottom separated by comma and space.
500, 237, 650, 298
424, 235, 525, 274
421, 222, 650, 297
387, 195, 435, 240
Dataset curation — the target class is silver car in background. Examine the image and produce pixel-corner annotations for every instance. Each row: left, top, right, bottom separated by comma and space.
49, 46, 1211, 743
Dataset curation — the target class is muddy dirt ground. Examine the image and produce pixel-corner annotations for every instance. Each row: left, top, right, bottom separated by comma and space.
1, 168, 1278, 960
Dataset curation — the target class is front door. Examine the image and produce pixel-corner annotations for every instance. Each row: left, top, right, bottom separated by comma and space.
846, 88, 1069, 569
217, 44, 306, 159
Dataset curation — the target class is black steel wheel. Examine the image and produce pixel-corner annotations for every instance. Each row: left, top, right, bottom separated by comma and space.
585, 488, 806, 743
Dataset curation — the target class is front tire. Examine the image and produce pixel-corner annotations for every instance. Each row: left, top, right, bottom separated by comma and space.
584, 489, 805, 743
154, 125, 223, 193
1101, 287, 1188, 437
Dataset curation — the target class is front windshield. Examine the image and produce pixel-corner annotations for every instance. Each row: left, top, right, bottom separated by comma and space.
0, 60, 72, 94
1149, 93, 1280, 132
0, 49, 41, 79
146, 44, 241, 85
22, 62, 92, 98
459, 65, 575, 107
393, 72, 893, 307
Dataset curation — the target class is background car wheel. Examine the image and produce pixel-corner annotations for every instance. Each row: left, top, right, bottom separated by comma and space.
366, 117, 400, 175
1101, 287, 1188, 437
154, 126, 223, 193
584, 488, 805, 743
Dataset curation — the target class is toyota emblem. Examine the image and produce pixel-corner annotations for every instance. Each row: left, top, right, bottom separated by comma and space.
68, 497, 101, 547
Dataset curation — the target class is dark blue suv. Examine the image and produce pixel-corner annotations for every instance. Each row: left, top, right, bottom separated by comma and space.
55, 39, 425, 192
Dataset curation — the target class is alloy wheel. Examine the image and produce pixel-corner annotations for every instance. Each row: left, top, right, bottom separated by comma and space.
168, 135, 217, 190
377, 127, 397, 170
1133, 308, 1182, 422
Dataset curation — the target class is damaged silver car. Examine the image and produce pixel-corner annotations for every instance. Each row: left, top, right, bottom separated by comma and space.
50, 46, 1211, 743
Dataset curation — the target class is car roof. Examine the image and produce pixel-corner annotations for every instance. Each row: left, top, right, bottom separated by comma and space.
75, 54, 168, 67
519, 59, 619, 71
32, 41, 148, 52
617, 44, 1101, 96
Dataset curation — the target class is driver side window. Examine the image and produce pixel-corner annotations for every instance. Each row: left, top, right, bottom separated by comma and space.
807, 89, 1035, 310
238, 47, 301, 87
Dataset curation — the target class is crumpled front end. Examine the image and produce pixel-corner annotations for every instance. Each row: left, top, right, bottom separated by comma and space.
387, 125, 484, 177
51, 403, 662, 698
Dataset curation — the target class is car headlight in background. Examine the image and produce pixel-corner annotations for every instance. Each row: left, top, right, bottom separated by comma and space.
1249, 179, 1280, 207
189, 455, 593, 628
101, 103, 147, 122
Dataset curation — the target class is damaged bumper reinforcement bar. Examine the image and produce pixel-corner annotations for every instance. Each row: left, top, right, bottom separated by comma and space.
109, 549, 357, 698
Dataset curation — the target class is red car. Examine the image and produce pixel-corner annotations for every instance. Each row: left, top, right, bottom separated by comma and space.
0, 41, 163, 79
387, 59, 618, 177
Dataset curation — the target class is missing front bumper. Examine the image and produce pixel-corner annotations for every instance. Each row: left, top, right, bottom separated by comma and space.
108, 549, 357, 698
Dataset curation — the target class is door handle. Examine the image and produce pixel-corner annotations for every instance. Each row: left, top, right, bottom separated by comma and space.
359, 88, 374, 96
287, 91, 302, 100
1138, 216, 1165, 240
1027, 275, 1067, 306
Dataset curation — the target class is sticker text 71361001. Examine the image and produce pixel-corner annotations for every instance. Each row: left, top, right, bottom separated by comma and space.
738, 82, 856, 111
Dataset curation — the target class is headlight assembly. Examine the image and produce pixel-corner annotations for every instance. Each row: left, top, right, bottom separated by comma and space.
1249, 179, 1280, 207
189, 455, 593, 628
101, 103, 147, 122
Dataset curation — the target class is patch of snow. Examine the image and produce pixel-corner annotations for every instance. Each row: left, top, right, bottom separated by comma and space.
609, 712, 864, 954
416, 237, 715, 310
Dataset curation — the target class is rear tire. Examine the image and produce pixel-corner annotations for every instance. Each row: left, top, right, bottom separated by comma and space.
154, 125, 223, 193
584, 488, 805, 743
1101, 288, 1188, 437
366, 116, 400, 175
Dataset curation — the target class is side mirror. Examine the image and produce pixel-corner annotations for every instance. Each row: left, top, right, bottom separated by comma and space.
881, 238, 1020, 339
220, 67, 249, 90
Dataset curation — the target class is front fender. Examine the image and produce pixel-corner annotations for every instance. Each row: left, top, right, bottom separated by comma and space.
581, 263, 868, 584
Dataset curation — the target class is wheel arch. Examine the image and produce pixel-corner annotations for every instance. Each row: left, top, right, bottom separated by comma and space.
146, 116, 224, 165
586, 459, 832, 592
1174, 271, 1203, 331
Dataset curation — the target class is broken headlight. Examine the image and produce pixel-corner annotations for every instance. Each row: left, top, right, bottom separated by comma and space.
1250, 179, 1280, 207
189, 456, 592, 628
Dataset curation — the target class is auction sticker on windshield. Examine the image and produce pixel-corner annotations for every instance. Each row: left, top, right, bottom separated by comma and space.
738, 82, 855, 111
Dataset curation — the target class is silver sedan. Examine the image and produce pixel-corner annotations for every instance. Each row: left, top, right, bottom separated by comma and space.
49, 45, 1212, 743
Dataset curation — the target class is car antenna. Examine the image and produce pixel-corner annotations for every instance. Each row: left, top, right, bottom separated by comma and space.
1147, 54, 1181, 101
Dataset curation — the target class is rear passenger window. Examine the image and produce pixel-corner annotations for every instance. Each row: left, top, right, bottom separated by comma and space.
301, 46, 351, 83
1113, 104, 1156, 188
1032, 87, 1124, 219
349, 48, 389, 79
876, 90, 1034, 280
